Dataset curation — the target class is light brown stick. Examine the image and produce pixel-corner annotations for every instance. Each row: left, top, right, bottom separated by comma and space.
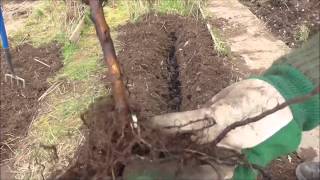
87, 0, 131, 122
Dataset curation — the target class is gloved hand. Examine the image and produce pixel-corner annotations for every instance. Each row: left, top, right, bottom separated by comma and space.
149, 79, 292, 150
128, 33, 319, 180
130, 78, 293, 180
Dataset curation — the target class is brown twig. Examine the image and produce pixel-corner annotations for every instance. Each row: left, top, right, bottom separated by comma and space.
211, 87, 320, 146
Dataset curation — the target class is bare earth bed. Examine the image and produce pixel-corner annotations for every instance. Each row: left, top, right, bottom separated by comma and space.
0, 43, 63, 162
240, 0, 320, 47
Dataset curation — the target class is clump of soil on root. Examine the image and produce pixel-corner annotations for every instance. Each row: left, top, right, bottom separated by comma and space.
0, 43, 63, 161
261, 153, 302, 180
56, 14, 233, 179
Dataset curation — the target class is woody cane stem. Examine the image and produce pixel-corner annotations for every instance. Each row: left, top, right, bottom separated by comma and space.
88, 0, 131, 121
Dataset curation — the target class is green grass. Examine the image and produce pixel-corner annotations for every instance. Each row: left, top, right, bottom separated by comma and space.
10, 1, 67, 47
54, 5, 129, 81
198, 4, 230, 57
295, 24, 310, 42
14, 79, 108, 179
56, 40, 103, 81
157, 0, 189, 15
124, 0, 202, 21
210, 27, 231, 57
57, 57, 103, 81
32, 80, 107, 144
62, 42, 79, 64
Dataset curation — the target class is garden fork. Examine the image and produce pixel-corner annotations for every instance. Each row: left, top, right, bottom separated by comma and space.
0, 7, 25, 88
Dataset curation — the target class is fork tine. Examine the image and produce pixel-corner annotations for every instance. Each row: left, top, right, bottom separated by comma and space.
4, 73, 26, 88
21, 79, 26, 88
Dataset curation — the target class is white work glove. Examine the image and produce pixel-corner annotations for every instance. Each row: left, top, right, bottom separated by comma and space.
149, 79, 293, 150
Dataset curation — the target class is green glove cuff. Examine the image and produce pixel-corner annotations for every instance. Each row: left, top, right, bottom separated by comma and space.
233, 33, 319, 180
257, 64, 319, 131
255, 33, 319, 131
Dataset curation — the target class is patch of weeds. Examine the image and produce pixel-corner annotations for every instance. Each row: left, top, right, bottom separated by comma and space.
124, 0, 202, 21
197, 2, 229, 57
210, 28, 231, 57
77, 19, 100, 56
157, 0, 188, 15
14, 79, 108, 179
125, 0, 150, 21
10, 1, 67, 47
57, 56, 104, 81
35, 8, 45, 18
104, 2, 131, 25
53, 4, 129, 82
157, 0, 203, 16
33, 81, 105, 144
295, 24, 310, 42
54, 5, 129, 82
55, 25, 105, 81
62, 42, 79, 64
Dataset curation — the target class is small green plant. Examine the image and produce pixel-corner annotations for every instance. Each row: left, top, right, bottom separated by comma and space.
210, 28, 231, 57
62, 42, 79, 64
126, 0, 150, 21
35, 8, 45, 18
295, 24, 310, 42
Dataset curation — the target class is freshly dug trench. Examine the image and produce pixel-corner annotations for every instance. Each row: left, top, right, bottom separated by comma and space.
56, 14, 233, 179
166, 32, 182, 111
120, 14, 232, 117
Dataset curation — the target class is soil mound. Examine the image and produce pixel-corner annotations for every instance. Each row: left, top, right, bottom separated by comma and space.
119, 14, 231, 116
0, 43, 63, 161
240, 0, 320, 47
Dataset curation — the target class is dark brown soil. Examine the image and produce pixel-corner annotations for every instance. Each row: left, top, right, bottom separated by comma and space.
0, 43, 63, 161
240, 0, 320, 47
55, 14, 234, 179
119, 14, 232, 115
265, 153, 302, 180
